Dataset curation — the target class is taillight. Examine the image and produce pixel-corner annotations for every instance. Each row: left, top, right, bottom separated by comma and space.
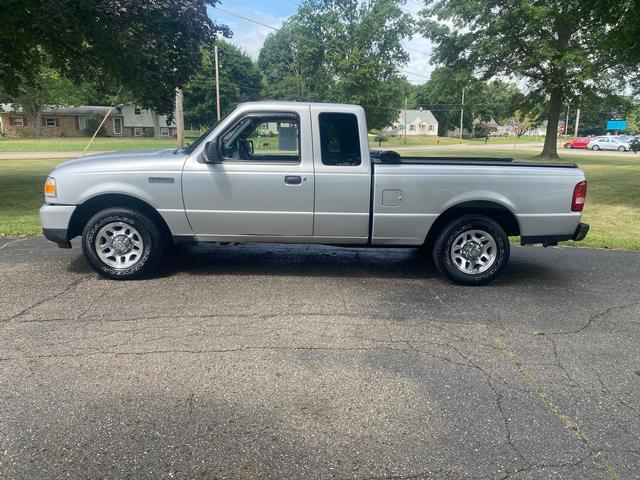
571, 181, 587, 212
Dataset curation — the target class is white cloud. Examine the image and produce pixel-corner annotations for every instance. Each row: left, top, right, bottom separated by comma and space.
402, 36, 434, 84
210, 6, 288, 59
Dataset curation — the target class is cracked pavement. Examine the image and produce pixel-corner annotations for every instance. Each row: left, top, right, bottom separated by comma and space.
0, 237, 639, 479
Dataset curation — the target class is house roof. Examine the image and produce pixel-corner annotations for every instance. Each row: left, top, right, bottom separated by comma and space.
396, 109, 438, 124
1, 103, 120, 116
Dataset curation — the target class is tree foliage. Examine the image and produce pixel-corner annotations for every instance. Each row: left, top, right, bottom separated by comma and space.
419, 0, 632, 158
183, 42, 263, 128
258, 0, 413, 129
0, 0, 230, 114
4, 67, 87, 136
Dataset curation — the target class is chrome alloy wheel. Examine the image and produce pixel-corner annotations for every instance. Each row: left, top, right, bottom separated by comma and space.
450, 229, 497, 274
94, 222, 144, 269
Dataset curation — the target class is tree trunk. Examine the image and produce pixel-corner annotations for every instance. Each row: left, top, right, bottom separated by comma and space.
153, 112, 161, 139
30, 111, 42, 137
539, 88, 562, 159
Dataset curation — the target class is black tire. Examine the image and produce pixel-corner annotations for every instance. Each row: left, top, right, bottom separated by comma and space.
432, 215, 509, 286
592, 145, 600, 151
565, 144, 572, 149
618, 146, 626, 152
81, 207, 165, 279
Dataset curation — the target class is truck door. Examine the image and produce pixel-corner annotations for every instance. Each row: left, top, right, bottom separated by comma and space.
310, 106, 371, 243
182, 109, 315, 241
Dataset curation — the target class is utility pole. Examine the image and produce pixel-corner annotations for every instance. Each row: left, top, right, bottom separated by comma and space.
459, 87, 465, 144
574, 108, 581, 138
214, 45, 221, 122
175, 88, 185, 148
403, 97, 407, 144
565, 104, 570, 138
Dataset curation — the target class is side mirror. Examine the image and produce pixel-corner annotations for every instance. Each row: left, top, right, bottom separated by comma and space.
202, 140, 221, 163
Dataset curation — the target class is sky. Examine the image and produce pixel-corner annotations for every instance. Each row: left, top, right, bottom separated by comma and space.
206, 0, 434, 84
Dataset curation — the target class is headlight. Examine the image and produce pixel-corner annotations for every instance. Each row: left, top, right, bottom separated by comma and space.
44, 177, 57, 198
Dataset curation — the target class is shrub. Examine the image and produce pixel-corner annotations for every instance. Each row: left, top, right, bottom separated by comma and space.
83, 115, 107, 137
374, 133, 389, 146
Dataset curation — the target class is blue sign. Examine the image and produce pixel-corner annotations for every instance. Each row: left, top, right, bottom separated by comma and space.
607, 120, 627, 130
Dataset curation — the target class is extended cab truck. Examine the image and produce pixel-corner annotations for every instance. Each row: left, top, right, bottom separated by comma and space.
40, 102, 589, 285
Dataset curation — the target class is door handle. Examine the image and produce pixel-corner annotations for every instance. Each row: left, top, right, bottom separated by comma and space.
284, 175, 302, 185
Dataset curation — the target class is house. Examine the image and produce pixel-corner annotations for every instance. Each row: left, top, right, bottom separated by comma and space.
0, 103, 176, 138
383, 108, 439, 137
120, 104, 177, 138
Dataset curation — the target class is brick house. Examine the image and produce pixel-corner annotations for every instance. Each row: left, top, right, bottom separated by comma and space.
0, 104, 176, 138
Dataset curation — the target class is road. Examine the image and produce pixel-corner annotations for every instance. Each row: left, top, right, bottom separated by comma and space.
1, 237, 639, 479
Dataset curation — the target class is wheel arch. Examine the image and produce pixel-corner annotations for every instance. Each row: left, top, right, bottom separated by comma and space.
68, 193, 172, 242
423, 200, 520, 248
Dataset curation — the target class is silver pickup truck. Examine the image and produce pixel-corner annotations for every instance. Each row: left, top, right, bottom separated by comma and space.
40, 101, 589, 285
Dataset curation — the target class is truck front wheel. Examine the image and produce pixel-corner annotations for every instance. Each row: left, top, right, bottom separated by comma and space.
81, 207, 165, 280
432, 215, 509, 286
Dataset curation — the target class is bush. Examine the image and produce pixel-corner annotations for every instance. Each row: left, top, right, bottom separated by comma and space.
631, 139, 640, 153
83, 115, 107, 137
374, 133, 389, 146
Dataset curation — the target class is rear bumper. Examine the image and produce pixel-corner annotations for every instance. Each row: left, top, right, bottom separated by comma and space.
573, 222, 590, 241
40, 204, 75, 249
521, 222, 590, 246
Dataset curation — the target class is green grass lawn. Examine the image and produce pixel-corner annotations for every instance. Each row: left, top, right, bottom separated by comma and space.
368, 134, 547, 149
0, 135, 200, 152
1, 151, 638, 251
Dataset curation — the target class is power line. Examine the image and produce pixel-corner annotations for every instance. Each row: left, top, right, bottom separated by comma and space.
211, 5, 431, 80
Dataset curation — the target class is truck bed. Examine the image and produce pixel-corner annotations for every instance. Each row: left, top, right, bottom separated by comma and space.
369, 151, 577, 168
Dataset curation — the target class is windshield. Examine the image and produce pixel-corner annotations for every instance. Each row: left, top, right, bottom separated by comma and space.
181, 124, 217, 154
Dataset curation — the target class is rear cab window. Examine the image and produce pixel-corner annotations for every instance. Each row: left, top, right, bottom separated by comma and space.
318, 112, 362, 166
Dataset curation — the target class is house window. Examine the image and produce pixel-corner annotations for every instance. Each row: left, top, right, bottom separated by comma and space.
409, 125, 415, 131
45, 117, 56, 127
78, 116, 88, 130
134, 107, 142, 115
12, 117, 24, 127
160, 127, 169, 137
134, 127, 144, 136
428, 125, 434, 131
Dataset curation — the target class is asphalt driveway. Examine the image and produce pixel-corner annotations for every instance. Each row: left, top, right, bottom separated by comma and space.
1, 237, 639, 479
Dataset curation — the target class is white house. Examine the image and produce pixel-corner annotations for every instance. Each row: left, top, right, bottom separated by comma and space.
120, 104, 177, 138
383, 108, 439, 136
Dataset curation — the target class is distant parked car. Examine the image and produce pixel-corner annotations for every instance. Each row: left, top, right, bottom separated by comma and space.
563, 137, 591, 149
587, 137, 631, 151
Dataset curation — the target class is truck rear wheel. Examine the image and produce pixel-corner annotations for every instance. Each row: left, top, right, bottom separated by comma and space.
81, 207, 164, 280
432, 215, 509, 286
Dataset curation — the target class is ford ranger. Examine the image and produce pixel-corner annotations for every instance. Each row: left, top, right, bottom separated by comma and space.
40, 102, 589, 285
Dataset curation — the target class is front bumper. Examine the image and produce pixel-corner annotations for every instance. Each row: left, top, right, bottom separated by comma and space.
521, 222, 590, 246
40, 204, 76, 249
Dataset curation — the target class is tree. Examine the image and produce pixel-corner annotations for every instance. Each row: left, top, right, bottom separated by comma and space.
184, 42, 263, 129
573, 93, 636, 136
4, 67, 86, 136
259, 20, 329, 102
0, 0, 230, 114
419, 1, 632, 158
258, 0, 413, 129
